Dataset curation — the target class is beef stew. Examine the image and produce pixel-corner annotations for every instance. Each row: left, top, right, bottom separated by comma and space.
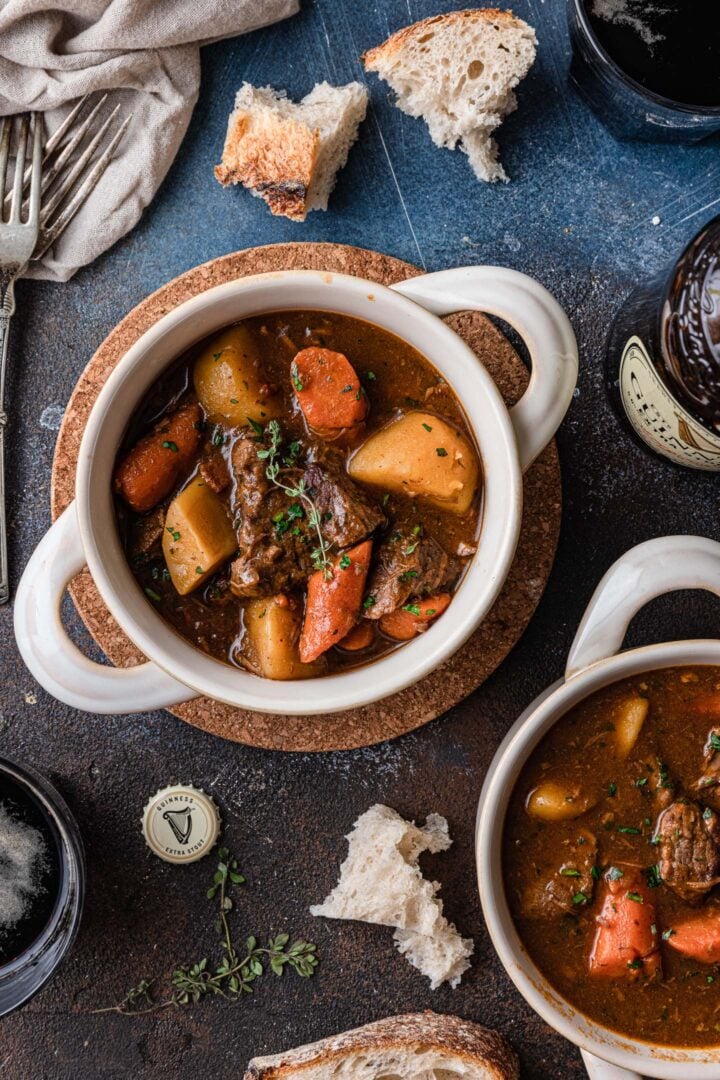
113, 311, 482, 679
504, 666, 720, 1047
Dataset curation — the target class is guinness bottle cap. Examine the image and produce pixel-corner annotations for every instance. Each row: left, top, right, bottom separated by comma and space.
142, 783, 221, 864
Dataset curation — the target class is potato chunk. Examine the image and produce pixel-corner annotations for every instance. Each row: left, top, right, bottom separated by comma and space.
244, 597, 322, 680
163, 476, 236, 596
527, 780, 595, 821
348, 411, 479, 514
614, 696, 649, 760
193, 325, 280, 426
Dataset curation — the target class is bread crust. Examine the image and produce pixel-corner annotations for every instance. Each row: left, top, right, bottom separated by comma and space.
362, 8, 529, 69
243, 1011, 519, 1079
214, 109, 318, 221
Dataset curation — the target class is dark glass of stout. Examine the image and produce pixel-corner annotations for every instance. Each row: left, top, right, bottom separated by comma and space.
606, 215, 720, 469
569, 0, 720, 141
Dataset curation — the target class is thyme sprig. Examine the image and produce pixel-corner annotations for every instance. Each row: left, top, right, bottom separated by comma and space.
256, 419, 332, 578
94, 848, 318, 1015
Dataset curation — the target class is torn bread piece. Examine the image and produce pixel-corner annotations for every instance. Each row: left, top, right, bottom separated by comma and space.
311, 804, 473, 989
362, 9, 537, 182
243, 1011, 519, 1079
215, 81, 368, 221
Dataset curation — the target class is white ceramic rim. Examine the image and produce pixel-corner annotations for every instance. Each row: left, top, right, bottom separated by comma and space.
76, 269, 522, 715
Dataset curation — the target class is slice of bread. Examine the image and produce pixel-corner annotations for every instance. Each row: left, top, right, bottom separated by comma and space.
310, 804, 473, 989
243, 1011, 519, 1079
362, 9, 537, 182
215, 82, 368, 220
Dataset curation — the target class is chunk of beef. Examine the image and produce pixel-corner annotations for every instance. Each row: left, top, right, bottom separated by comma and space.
128, 506, 165, 561
364, 531, 460, 619
302, 456, 384, 550
520, 829, 597, 919
655, 799, 720, 904
693, 729, 720, 809
228, 432, 309, 599
199, 450, 230, 494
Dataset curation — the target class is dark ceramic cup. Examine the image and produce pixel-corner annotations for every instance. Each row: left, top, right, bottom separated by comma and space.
568, 0, 720, 142
0, 757, 85, 1017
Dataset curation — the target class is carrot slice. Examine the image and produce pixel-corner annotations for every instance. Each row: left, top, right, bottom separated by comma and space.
378, 593, 451, 642
292, 348, 368, 434
666, 907, 720, 964
691, 693, 720, 717
589, 867, 661, 980
299, 541, 372, 663
114, 403, 202, 513
337, 620, 375, 652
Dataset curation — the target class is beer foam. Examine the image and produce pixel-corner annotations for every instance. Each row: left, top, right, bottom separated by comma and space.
591, 0, 666, 47
0, 803, 48, 932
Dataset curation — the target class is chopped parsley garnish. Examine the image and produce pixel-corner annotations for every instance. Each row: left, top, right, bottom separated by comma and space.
435, 447, 448, 457
422, 423, 432, 432
363, 595, 376, 610
144, 587, 161, 602
403, 541, 420, 556
711, 732, 720, 752
627, 891, 644, 903
645, 864, 662, 889
341, 384, 353, 393
162, 440, 178, 452
590, 865, 600, 881
662, 928, 675, 941
196, 566, 204, 575
364, 371, 376, 381
572, 892, 588, 905
247, 417, 264, 437
290, 363, 303, 392
617, 826, 641, 834
627, 958, 643, 970
339, 554, 351, 570
211, 426, 226, 447
608, 782, 617, 797
230, 397, 239, 404
560, 868, 581, 877
403, 603, 421, 616
212, 349, 228, 362
399, 570, 418, 583
166, 527, 181, 542
382, 494, 390, 506
635, 777, 648, 787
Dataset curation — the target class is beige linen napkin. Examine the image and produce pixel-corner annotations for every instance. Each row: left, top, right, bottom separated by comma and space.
0, 0, 299, 281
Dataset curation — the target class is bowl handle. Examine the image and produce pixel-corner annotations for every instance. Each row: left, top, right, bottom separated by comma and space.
391, 266, 578, 472
14, 501, 198, 714
580, 1049, 641, 1080
567, 535, 720, 678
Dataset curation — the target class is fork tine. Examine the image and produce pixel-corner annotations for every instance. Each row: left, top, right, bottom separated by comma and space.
35, 114, 132, 261
45, 94, 95, 159
41, 103, 122, 223
1, 94, 102, 215
0, 119, 11, 214
38, 95, 110, 202
27, 114, 43, 226
10, 114, 29, 223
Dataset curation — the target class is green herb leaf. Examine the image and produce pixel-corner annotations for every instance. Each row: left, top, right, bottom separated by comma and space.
162, 440, 179, 453
435, 447, 448, 457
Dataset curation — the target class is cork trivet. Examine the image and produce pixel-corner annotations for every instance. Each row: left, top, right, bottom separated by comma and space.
51, 243, 561, 751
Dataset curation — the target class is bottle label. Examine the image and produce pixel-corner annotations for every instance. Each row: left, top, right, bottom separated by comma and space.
619, 336, 720, 471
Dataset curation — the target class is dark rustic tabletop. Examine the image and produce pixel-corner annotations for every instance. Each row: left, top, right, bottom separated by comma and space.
2, 2, 719, 1078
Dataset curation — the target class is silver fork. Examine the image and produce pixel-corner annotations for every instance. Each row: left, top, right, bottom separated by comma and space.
0, 99, 131, 604
0, 114, 42, 605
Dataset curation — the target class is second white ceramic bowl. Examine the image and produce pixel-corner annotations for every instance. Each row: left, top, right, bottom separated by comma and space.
477, 535, 720, 1079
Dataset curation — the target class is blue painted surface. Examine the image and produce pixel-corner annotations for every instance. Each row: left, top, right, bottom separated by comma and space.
2, 2, 720, 1076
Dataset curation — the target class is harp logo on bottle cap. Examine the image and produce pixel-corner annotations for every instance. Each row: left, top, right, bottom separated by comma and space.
142, 784, 221, 863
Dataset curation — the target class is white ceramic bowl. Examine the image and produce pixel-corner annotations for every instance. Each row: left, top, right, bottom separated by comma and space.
477, 535, 720, 1079
14, 266, 577, 717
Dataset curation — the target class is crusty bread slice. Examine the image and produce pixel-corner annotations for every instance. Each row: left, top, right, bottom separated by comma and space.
362, 9, 537, 182
243, 1011, 519, 1079
310, 804, 473, 989
215, 82, 368, 220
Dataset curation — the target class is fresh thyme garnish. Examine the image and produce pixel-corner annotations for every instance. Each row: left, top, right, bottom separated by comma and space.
256, 420, 331, 577
93, 848, 318, 1015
